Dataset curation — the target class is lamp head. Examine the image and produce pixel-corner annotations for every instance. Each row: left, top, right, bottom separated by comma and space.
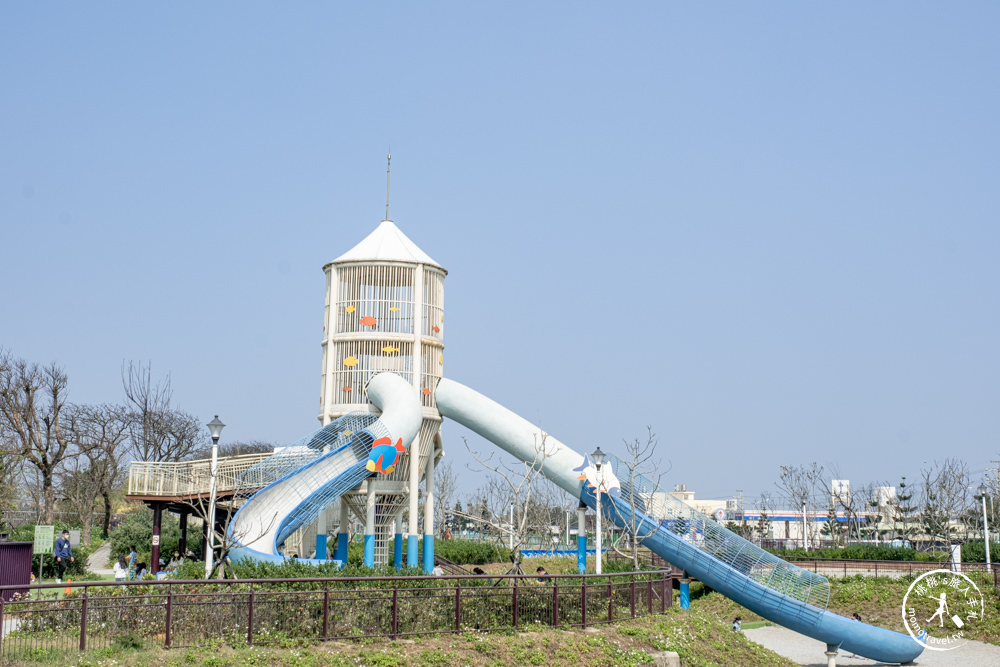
591, 447, 606, 469
979, 483, 988, 496
207, 415, 226, 443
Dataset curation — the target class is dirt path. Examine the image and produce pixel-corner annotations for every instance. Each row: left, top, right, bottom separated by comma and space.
745, 625, 1000, 666
87, 541, 114, 574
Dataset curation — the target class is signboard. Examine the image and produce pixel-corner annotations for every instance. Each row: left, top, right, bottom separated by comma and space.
69, 530, 81, 547
152, 535, 160, 546
33, 525, 54, 555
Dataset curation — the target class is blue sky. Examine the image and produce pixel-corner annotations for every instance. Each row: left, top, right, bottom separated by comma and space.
2, 3, 998, 505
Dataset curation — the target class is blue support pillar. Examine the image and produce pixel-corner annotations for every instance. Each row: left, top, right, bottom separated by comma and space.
363, 486, 376, 568
680, 577, 690, 609
423, 534, 434, 574
336, 501, 349, 564
315, 533, 327, 560
363, 534, 375, 567
577, 505, 587, 573
335, 533, 348, 564
407, 535, 419, 567
394, 533, 403, 570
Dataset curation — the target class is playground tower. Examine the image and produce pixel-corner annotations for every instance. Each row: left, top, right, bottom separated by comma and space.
319, 218, 446, 568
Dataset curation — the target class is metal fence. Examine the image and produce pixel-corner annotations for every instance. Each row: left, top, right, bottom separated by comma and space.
127, 453, 273, 497
785, 557, 999, 585
0, 569, 673, 658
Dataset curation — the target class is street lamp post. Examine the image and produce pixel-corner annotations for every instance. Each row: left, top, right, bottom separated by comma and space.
591, 447, 606, 575
205, 416, 225, 579
979, 483, 991, 568
802, 501, 808, 551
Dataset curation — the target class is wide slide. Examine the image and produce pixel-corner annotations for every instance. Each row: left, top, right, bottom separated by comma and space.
434, 377, 923, 664
228, 372, 422, 564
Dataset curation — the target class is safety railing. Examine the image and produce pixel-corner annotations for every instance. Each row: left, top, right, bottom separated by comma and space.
127, 453, 273, 498
0, 569, 673, 658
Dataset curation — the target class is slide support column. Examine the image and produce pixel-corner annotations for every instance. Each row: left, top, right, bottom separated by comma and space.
335, 501, 349, 564
364, 486, 376, 568
577, 503, 587, 573
315, 507, 327, 560
408, 437, 420, 567
423, 445, 435, 574
393, 510, 404, 570
680, 575, 690, 610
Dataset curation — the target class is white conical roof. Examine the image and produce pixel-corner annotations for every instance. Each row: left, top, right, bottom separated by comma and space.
332, 219, 444, 270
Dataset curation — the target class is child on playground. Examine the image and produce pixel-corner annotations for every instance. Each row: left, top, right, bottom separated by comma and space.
113, 555, 128, 583
127, 545, 138, 580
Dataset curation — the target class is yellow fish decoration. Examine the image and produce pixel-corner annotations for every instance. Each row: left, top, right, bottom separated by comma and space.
343, 355, 359, 367
389, 307, 400, 312
344, 430, 353, 437
382, 345, 399, 354
345, 306, 356, 313
438, 354, 443, 365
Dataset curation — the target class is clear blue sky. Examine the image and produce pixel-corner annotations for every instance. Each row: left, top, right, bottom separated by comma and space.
2, 3, 998, 505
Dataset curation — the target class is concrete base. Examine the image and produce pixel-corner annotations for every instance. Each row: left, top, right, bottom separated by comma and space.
649, 651, 680, 667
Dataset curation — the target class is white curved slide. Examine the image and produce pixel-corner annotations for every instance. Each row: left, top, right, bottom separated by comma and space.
228, 373, 422, 564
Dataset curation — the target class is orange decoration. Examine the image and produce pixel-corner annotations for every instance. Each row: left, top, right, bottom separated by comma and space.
422, 387, 431, 395
431, 325, 440, 333
359, 316, 377, 327
343, 387, 352, 392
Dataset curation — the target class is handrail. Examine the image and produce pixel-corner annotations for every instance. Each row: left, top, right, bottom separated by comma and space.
126, 453, 273, 497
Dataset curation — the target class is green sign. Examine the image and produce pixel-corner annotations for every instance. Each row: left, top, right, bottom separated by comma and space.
33, 525, 54, 555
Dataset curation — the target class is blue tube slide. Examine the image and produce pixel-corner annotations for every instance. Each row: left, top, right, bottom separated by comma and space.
434, 377, 923, 665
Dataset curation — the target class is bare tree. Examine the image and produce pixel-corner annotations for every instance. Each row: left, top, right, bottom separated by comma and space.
71, 404, 131, 538
433, 460, 458, 538
606, 427, 670, 569
188, 439, 278, 461
774, 462, 824, 549
465, 434, 556, 574
123, 361, 203, 462
919, 458, 971, 549
0, 350, 75, 524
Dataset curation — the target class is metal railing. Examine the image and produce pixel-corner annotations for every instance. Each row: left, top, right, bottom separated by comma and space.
785, 557, 999, 583
0, 569, 673, 658
127, 453, 273, 498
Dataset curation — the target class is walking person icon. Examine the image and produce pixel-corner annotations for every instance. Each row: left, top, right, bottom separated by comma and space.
926, 592, 949, 627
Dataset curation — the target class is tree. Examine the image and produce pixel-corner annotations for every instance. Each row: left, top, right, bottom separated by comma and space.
188, 439, 277, 461
606, 427, 670, 570
774, 462, 824, 549
920, 459, 970, 549
887, 476, 919, 544
0, 350, 75, 524
69, 403, 131, 539
755, 494, 772, 543
465, 433, 558, 574
122, 361, 204, 462
433, 460, 458, 538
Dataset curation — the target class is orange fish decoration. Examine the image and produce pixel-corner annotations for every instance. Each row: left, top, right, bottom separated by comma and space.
343, 387, 352, 392
359, 316, 377, 327
422, 387, 431, 396
366, 436, 406, 474
431, 325, 440, 333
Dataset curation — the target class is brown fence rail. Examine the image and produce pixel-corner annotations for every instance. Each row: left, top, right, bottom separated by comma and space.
0, 570, 673, 658
785, 557, 999, 584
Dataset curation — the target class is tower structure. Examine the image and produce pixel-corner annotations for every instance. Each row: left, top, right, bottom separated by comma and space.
319, 218, 446, 568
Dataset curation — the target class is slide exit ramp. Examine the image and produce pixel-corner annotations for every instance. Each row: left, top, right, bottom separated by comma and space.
229, 372, 421, 565
435, 378, 922, 664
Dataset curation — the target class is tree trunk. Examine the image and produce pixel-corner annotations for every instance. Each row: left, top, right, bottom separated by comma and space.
43, 473, 56, 525
102, 492, 112, 538
80, 510, 92, 546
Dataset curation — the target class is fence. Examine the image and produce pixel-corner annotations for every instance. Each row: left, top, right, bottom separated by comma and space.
0, 569, 673, 658
785, 557, 999, 585
127, 453, 273, 497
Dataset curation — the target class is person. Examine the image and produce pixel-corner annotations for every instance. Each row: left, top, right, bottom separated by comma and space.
127, 545, 138, 580
852, 612, 861, 622
535, 567, 550, 584
431, 564, 445, 576
472, 566, 494, 586
167, 550, 184, 572
113, 555, 128, 583
110, 514, 121, 530
53, 530, 74, 584
732, 617, 742, 632
135, 562, 148, 578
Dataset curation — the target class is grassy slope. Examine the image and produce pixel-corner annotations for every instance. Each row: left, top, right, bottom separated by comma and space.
2, 598, 794, 667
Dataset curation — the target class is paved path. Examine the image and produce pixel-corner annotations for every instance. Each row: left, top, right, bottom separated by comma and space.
745, 625, 1000, 666
87, 541, 114, 574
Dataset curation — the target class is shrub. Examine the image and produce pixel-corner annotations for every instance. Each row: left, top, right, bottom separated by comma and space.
109, 511, 204, 568
961, 541, 1000, 563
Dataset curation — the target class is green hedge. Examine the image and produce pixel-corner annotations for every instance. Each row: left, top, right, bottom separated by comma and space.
771, 545, 945, 561
961, 541, 1000, 563
402, 538, 510, 565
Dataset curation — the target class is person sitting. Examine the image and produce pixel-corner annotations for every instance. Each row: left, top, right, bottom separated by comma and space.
732, 617, 742, 632
535, 567, 551, 584
472, 566, 494, 586
113, 555, 128, 583
135, 562, 148, 578
167, 551, 184, 572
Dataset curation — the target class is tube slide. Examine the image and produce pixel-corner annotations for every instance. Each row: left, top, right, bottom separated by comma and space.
434, 377, 922, 665
228, 373, 422, 565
